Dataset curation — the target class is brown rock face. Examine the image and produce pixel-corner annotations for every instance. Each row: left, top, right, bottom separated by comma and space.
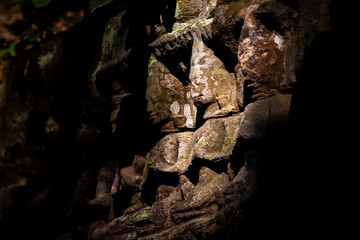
193, 114, 242, 161
120, 155, 146, 189
1, 0, 338, 239
190, 35, 239, 119
237, 2, 297, 101
146, 131, 194, 173
85, 2, 297, 238
175, 0, 204, 22
80, 1, 298, 239
146, 55, 197, 132
239, 94, 292, 139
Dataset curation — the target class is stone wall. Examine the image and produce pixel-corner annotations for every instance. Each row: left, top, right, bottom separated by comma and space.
76, 1, 297, 239
1, 0, 348, 239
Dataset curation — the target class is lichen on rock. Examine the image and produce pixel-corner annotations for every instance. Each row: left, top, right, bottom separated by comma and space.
0, 0, 314, 238
193, 113, 242, 161
146, 131, 195, 174
146, 54, 197, 132
190, 35, 239, 119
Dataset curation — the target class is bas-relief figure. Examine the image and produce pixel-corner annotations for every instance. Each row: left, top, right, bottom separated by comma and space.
190, 35, 239, 119
89, 0, 297, 239
0, 0, 321, 238
146, 54, 197, 133
236, 2, 297, 101
144, 0, 243, 173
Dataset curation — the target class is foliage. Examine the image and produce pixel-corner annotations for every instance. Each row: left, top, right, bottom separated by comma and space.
90, 0, 114, 13
0, 41, 20, 58
32, 0, 52, 8
0, 0, 82, 61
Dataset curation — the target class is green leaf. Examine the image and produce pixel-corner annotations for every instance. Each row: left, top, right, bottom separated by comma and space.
60, 16, 78, 24
8, 40, 20, 57
32, 0, 52, 8
21, 28, 37, 36
0, 41, 20, 59
90, 0, 114, 13
0, 49, 9, 59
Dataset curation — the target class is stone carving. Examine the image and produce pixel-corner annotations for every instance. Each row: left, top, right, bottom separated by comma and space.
149, 0, 217, 77
193, 113, 242, 161
88, 1, 297, 239
171, 167, 229, 223
174, 0, 203, 23
190, 35, 239, 119
88, 162, 116, 208
236, 2, 297, 101
212, 0, 297, 106
88, 10, 131, 133
146, 131, 194, 173
84, 1, 298, 239
0, 0, 304, 239
120, 155, 147, 189
146, 54, 197, 132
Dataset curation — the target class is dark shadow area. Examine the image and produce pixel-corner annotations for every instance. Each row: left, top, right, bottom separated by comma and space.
162, 0, 177, 32
0, 1, 158, 239
141, 170, 179, 206
156, 44, 193, 86
112, 185, 136, 217
228, 139, 247, 176
278, 0, 299, 10
229, 1, 354, 238
0, 0, 355, 239
185, 158, 230, 186
207, 18, 244, 73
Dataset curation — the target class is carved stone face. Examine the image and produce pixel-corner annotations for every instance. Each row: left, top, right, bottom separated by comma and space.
146, 54, 197, 132
149, 0, 240, 120
236, 3, 297, 101
149, 0, 216, 78
189, 35, 239, 119
146, 131, 194, 174
89, 1, 299, 239
189, 36, 217, 105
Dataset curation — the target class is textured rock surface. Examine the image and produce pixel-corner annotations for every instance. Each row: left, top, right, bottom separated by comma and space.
0, 0, 342, 239
146, 55, 197, 132
239, 94, 292, 139
190, 35, 239, 119
237, 2, 297, 101
120, 155, 147, 189
146, 132, 194, 173
86, 2, 298, 237
174, 0, 203, 22
193, 114, 242, 161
